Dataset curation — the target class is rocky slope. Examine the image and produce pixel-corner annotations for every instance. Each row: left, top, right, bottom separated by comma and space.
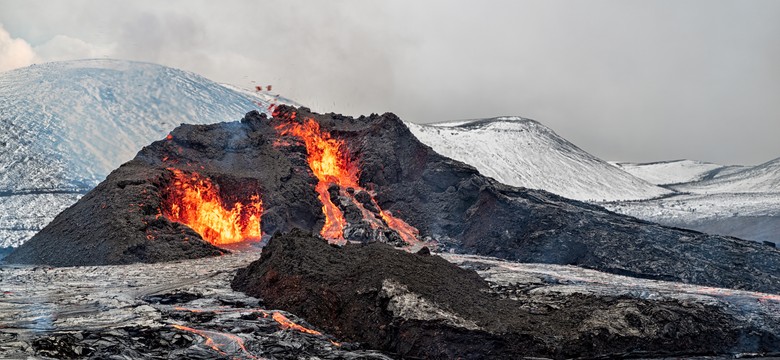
232, 231, 780, 359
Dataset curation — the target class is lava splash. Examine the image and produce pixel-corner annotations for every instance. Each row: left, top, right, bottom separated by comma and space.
275, 115, 419, 246
162, 169, 263, 246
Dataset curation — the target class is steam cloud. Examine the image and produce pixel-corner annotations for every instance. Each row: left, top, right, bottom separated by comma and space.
0, 23, 38, 72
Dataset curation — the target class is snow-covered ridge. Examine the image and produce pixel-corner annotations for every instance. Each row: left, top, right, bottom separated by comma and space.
611, 159, 729, 186
407, 117, 673, 202
0, 59, 279, 247
671, 157, 780, 194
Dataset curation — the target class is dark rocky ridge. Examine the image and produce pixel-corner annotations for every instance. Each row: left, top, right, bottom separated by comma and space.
232, 230, 780, 359
8, 106, 780, 294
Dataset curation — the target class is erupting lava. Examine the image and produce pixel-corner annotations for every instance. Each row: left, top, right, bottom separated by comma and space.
275, 118, 357, 239
162, 169, 263, 246
275, 115, 420, 245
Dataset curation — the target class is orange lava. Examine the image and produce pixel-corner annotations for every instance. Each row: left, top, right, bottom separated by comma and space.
275, 115, 421, 246
162, 169, 262, 246
275, 118, 357, 240
271, 312, 322, 335
380, 209, 420, 245
172, 324, 257, 358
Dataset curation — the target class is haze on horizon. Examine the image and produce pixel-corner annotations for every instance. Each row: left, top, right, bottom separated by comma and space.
1, 0, 778, 165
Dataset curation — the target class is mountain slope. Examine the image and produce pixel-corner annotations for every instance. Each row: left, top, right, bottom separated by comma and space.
671, 157, 780, 194
0, 59, 286, 247
611, 159, 731, 186
407, 117, 672, 202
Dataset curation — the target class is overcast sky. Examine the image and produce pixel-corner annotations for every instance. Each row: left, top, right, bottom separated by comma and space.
1, 0, 778, 165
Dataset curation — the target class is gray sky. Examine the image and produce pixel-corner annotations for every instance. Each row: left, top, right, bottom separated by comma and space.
1, 0, 778, 165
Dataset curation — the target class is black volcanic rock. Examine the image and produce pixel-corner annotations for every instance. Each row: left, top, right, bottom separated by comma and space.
9, 106, 780, 295
232, 230, 779, 359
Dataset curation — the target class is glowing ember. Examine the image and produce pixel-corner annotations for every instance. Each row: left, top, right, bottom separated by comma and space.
172, 324, 258, 358
162, 169, 263, 246
275, 115, 421, 246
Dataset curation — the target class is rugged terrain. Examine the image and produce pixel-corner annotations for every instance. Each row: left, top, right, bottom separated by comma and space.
8, 106, 780, 295
4, 237, 780, 359
233, 231, 780, 359
608, 159, 780, 244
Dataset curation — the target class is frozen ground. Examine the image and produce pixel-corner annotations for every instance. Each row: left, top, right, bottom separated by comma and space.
604, 158, 780, 244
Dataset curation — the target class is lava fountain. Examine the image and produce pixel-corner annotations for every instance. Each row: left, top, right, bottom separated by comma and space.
162, 169, 263, 246
274, 115, 420, 245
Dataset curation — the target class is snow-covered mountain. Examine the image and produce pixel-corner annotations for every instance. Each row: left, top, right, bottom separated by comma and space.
0, 59, 292, 248
407, 117, 673, 202
408, 118, 779, 244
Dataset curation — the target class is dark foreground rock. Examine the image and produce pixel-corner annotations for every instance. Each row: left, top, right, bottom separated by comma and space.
9, 106, 780, 295
232, 231, 780, 359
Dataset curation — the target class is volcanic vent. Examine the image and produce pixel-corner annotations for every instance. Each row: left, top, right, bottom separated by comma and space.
161, 169, 263, 246
9, 106, 780, 296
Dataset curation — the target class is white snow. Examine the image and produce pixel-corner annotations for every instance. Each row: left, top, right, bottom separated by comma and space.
670, 157, 780, 194
407, 117, 672, 202
611, 159, 729, 186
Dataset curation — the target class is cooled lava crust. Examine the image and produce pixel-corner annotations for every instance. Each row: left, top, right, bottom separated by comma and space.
8, 106, 780, 296
232, 230, 780, 359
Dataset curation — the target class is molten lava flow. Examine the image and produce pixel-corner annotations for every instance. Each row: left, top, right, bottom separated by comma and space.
163, 169, 263, 246
380, 209, 420, 245
172, 325, 258, 359
275, 116, 421, 246
271, 312, 322, 336
172, 307, 339, 345
276, 118, 358, 240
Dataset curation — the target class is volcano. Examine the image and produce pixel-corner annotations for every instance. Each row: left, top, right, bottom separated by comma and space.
8, 106, 780, 294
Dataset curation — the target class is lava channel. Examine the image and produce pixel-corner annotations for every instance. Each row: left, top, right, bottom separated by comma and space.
274, 114, 420, 246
